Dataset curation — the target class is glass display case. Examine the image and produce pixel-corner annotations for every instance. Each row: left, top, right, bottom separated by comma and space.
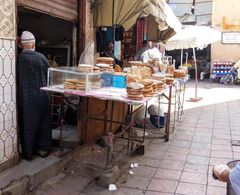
47, 67, 102, 91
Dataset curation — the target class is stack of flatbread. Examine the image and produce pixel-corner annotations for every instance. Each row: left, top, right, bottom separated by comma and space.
64, 78, 101, 91
167, 65, 175, 75
96, 57, 114, 64
93, 66, 101, 73
126, 82, 144, 100
141, 79, 154, 97
174, 69, 186, 78
78, 64, 93, 73
152, 81, 158, 94
152, 74, 166, 84
155, 80, 165, 92
96, 57, 114, 72
64, 79, 86, 90
165, 74, 174, 85
96, 63, 109, 72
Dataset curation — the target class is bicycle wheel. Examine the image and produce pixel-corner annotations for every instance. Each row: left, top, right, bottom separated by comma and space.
222, 75, 234, 85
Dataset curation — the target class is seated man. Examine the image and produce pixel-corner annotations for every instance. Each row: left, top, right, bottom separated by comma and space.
101, 41, 122, 71
213, 162, 240, 194
230, 59, 240, 81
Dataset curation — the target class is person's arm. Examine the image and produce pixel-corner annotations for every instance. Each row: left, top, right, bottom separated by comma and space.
234, 60, 240, 69
229, 162, 240, 194
113, 56, 120, 66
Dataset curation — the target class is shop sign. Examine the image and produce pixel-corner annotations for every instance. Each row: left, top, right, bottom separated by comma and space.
222, 32, 240, 44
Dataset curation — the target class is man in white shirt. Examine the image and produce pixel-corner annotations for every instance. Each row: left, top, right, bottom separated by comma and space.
150, 43, 162, 60
134, 40, 151, 62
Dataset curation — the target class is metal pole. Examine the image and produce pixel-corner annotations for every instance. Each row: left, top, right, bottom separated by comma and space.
112, 0, 115, 42
112, 0, 114, 26
185, 52, 188, 65
193, 48, 198, 98
180, 49, 183, 66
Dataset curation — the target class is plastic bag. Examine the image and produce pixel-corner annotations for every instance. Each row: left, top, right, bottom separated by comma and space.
78, 40, 94, 65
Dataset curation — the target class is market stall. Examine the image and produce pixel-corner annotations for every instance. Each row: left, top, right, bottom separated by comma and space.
41, 57, 188, 165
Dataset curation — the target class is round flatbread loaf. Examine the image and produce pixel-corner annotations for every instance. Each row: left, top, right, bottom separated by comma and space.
78, 64, 93, 68
155, 80, 164, 85
152, 74, 165, 80
127, 94, 144, 100
141, 79, 153, 86
127, 91, 143, 95
96, 63, 109, 68
127, 88, 143, 92
143, 87, 153, 93
143, 93, 153, 97
166, 77, 174, 81
165, 73, 173, 78
127, 82, 144, 90
96, 57, 114, 62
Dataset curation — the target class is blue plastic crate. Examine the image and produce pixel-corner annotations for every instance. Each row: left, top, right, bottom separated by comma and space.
112, 75, 126, 88
101, 73, 113, 87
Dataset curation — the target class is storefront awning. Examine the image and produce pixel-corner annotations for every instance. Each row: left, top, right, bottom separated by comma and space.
94, 0, 182, 40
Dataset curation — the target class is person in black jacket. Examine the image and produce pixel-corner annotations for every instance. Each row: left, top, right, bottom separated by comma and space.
17, 31, 52, 160
101, 41, 122, 68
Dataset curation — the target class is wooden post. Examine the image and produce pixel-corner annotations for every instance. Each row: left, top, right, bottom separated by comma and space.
78, 0, 86, 60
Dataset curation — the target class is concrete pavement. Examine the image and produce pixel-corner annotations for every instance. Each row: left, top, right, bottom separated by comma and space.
32, 80, 240, 195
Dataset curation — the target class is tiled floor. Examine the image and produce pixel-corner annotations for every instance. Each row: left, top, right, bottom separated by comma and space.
119, 81, 240, 195
34, 80, 240, 195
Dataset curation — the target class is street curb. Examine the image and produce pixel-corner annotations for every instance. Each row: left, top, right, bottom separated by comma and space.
0, 149, 76, 195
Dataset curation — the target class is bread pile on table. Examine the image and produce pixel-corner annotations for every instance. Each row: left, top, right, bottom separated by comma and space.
78, 64, 93, 73
64, 79, 86, 90
141, 79, 154, 97
155, 80, 165, 91
165, 74, 174, 85
174, 69, 187, 78
95, 63, 109, 72
126, 82, 144, 100
93, 66, 101, 73
96, 57, 114, 72
152, 74, 166, 83
139, 66, 152, 79
64, 78, 102, 90
167, 65, 175, 75
152, 81, 158, 93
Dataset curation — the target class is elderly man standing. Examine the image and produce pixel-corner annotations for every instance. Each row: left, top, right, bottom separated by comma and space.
17, 31, 52, 160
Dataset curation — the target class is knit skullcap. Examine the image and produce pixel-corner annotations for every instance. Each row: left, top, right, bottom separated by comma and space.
21, 31, 35, 43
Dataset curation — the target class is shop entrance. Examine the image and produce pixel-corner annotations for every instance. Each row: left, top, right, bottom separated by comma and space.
17, 7, 79, 150
17, 7, 77, 66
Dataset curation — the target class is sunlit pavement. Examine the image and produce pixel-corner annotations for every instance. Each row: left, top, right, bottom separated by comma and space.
34, 80, 240, 195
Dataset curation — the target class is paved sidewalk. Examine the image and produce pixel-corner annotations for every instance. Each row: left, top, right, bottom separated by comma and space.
33, 80, 240, 195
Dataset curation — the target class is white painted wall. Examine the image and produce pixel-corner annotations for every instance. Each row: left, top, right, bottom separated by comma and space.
211, 0, 240, 62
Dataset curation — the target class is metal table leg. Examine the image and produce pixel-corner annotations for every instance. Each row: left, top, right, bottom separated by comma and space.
57, 93, 65, 157
165, 85, 173, 141
106, 101, 114, 166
